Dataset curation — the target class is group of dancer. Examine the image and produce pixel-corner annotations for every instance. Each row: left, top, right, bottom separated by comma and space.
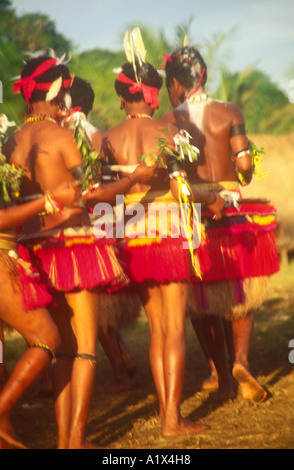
0, 28, 280, 449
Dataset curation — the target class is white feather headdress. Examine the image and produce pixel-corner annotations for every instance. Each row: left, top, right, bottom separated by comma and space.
122, 27, 147, 82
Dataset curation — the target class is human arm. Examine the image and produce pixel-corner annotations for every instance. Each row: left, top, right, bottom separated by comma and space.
83, 163, 156, 207
229, 108, 253, 185
169, 177, 225, 220
0, 182, 80, 231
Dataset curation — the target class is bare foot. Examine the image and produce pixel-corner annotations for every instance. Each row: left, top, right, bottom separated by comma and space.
232, 360, 267, 403
0, 418, 27, 449
96, 375, 134, 393
162, 418, 209, 437
195, 373, 219, 392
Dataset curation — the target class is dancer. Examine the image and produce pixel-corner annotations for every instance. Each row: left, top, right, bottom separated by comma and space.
4, 54, 154, 448
0, 123, 80, 447
162, 46, 280, 401
64, 76, 140, 392
99, 29, 224, 436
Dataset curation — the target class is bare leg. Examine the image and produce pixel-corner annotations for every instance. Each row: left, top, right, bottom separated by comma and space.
52, 289, 101, 449
0, 347, 54, 449
232, 311, 267, 402
140, 282, 207, 437
97, 327, 135, 392
190, 315, 219, 391
222, 318, 235, 370
0, 275, 60, 449
50, 293, 76, 449
190, 315, 235, 398
117, 332, 137, 377
139, 284, 166, 419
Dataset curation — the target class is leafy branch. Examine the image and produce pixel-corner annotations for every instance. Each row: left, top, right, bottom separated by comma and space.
73, 118, 101, 192
0, 115, 24, 204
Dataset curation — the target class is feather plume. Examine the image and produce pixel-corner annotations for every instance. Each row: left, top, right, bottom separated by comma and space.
123, 30, 135, 64
123, 29, 138, 81
183, 34, 189, 46
132, 27, 147, 66
46, 76, 62, 102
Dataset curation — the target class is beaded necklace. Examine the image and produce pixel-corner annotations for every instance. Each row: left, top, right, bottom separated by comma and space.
127, 113, 152, 120
24, 114, 58, 125
186, 93, 208, 104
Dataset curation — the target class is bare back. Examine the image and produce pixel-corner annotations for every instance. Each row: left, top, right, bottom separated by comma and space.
101, 118, 178, 193
4, 120, 89, 231
161, 98, 248, 184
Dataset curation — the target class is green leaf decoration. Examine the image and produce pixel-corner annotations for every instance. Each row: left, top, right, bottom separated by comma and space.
0, 116, 24, 204
73, 118, 101, 192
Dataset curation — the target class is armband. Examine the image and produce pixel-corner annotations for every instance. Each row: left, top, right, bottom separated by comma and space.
70, 164, 85, 183
232, 148, 250, 161
230, 124, 246, 138
166, 154, 185, 175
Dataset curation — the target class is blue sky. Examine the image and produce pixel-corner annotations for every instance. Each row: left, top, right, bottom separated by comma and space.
11, 0, 294, 94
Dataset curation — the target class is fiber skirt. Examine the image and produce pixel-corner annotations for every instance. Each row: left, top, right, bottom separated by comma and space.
116, 189, 193, 286
25, 226, 128, 293
0, 232, 52, 311
189, 199, 280, 320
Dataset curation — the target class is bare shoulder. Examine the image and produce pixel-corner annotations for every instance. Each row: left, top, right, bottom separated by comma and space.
160, 110, 176, 125
152, 119, 179, 142
91, 129, 103, 153
210, 99, 245, 124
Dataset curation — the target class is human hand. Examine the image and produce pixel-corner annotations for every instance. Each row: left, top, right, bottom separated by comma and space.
207, 191, 225, 220
131, 163, 157, 184
52, 181, 81, 207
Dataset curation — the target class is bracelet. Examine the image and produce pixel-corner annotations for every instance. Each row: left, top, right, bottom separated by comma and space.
168, 169, 187, 180
125, 175, 134, 186
232, 148, 250, 161
43, 193, 64, 215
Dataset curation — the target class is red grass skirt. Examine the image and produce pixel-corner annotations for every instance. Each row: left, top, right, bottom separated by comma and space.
0, 232, 52, 311
118, 237, 191, 285
26, 227, 128, 293
189, 201, 280, 318
116, 190, 192, 285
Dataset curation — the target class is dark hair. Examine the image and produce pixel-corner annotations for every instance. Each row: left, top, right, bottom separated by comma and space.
20, 55, 71, 104
70, 77, 95, 115
115, 60, 162, 102
165, 46, 207, 90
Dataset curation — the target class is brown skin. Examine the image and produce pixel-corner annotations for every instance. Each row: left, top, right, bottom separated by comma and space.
161, 78, 264, 401
0, 181, 79, 449
162, 78, 252, 185
99, 96, 224, 436
63, 112, 150, 393
3, 94, 155, 449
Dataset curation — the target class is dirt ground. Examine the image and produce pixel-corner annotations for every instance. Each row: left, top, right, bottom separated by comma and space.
3, 260, 294, 450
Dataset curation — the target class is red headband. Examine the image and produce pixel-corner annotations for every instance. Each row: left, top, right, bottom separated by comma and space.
14, 58, 73, 106
117, 72, 159, 109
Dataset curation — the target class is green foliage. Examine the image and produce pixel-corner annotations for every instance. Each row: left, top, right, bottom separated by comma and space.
73, 118, 101, 192
0, 5, 293, 135
0, 42, 25, 126
215, 68, 293, 134
13, 13, 72, 54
